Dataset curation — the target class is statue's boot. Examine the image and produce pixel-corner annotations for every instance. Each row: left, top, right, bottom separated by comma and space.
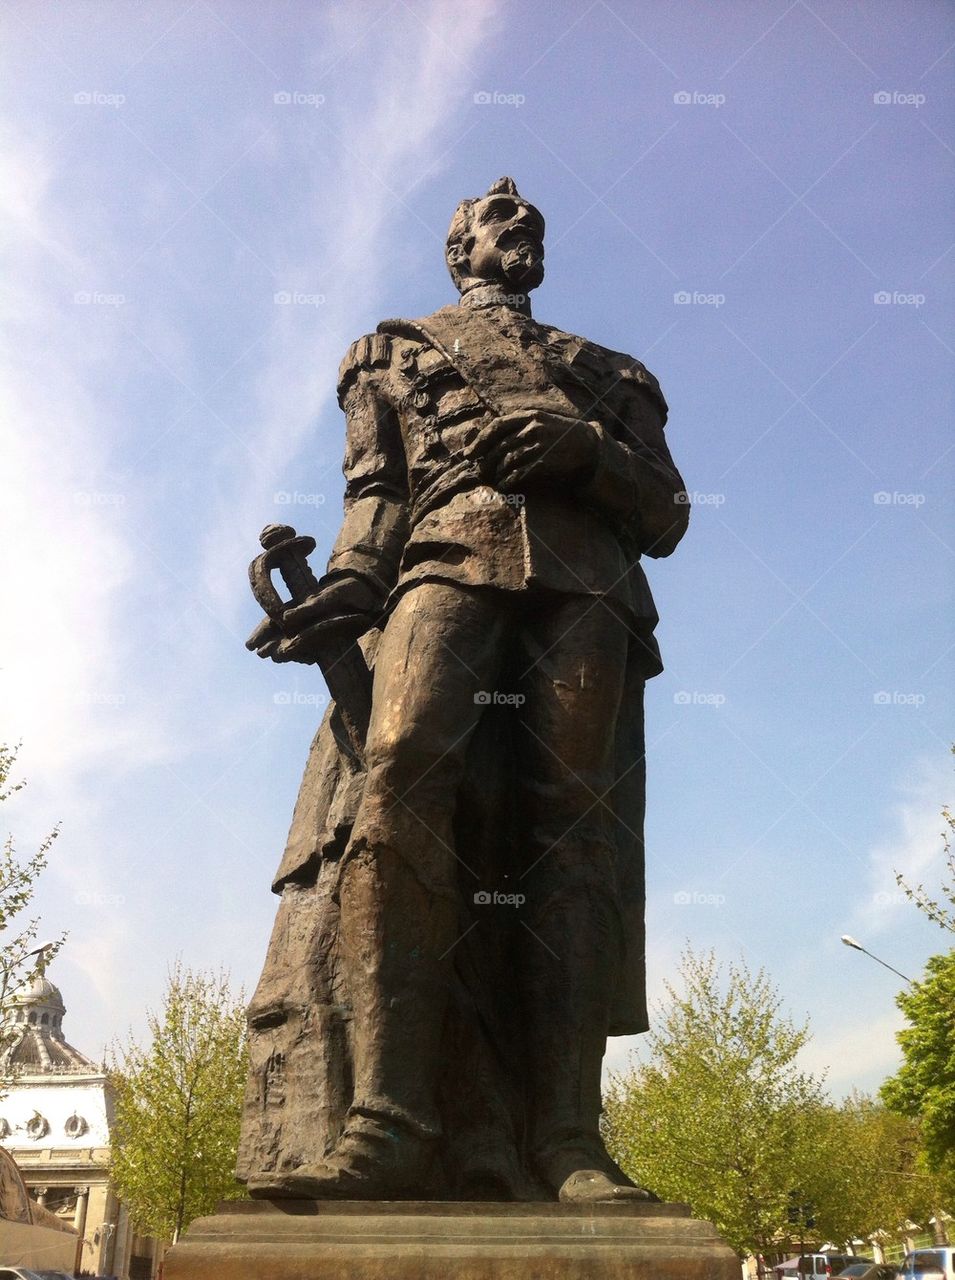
250, 843, 458, 1200
521, 861, 659, 1205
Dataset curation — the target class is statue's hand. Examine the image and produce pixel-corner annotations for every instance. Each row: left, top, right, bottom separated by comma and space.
484, 411, 598, 492
248, 617, 287, 661
271, 574, 381, 665
281, 574, 381, 637
248, 576, 381, 665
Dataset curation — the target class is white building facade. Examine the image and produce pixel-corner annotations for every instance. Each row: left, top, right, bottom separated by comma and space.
0, 975, 158, 1278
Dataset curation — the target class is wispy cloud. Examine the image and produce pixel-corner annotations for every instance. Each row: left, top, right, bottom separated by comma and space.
852, 750, 952, 940
0, 126, 165, 786
1, 0, 500, 1052
200, 0, 500, 620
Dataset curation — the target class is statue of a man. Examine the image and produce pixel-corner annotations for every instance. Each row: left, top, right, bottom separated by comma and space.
239, 177, 689, 1204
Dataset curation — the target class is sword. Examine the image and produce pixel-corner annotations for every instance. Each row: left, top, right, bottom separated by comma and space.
246, 523, 372, 767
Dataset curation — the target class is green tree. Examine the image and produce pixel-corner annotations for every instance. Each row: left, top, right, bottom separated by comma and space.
602, 948, 826, 1258
881, 952, 955, 1201
108, 965, 248, 1242
807, 1096, 941, 1248
881, 770, 955, 1217
0, 743, 65, 1064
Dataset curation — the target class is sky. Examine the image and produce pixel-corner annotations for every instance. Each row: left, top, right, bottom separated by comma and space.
0, 0, 952, 1101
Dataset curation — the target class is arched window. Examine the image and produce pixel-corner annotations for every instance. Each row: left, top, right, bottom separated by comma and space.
28, 1012, 36, 1026
40, 1013, 48, 1026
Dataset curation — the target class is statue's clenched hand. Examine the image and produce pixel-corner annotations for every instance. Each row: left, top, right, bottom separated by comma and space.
281, 574, 380, 635
483, 411, 598, 493
250, 574, 381, 664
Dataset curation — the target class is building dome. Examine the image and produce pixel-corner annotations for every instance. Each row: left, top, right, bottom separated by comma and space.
1, 971, 94, 1073
5, 975, 66, 1015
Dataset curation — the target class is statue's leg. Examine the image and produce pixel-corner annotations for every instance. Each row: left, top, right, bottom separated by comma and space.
517, 597, 658, 1203
251, 582, 508, 1199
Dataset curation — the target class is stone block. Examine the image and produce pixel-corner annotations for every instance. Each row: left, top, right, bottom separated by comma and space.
165, 1198, 740, 1279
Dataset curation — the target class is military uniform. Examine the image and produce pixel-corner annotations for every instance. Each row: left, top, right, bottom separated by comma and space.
327, 295, 688, 672
298, 294, 691, 1191
244, 293, 690, 1200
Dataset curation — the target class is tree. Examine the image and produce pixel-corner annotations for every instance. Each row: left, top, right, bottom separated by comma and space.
602, 948, 827, 1258
881, 766, 955, 1215
807, 1095, 943, 1249
108, 965, 248, 1242
880, 951, 955, 1204
0, 743, 65, 1066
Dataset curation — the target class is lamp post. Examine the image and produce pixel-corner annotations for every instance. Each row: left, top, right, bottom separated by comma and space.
840, 935, 914, 985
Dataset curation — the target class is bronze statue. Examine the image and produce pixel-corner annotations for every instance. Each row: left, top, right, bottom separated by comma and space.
238, 177, 689, 1204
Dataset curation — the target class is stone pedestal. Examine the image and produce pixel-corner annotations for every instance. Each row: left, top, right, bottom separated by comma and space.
164, 1198, 740, 1279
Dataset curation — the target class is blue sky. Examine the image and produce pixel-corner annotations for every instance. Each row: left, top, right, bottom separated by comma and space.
1, 0, 952, 1098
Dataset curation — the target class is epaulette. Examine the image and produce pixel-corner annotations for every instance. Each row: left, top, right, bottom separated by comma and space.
595, 346, 668, 423
621, 357, 668, 422
336, 332, 394, 403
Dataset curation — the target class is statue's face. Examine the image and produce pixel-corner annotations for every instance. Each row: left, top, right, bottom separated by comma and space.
465, 191, 545, 291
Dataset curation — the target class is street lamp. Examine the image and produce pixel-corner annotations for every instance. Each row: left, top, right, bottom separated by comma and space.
840, 935, 914, 984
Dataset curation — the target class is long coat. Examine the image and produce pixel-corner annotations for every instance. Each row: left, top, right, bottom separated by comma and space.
236, 304, 688, 1196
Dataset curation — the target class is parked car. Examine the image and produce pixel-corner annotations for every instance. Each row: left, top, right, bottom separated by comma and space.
776, 1256, 874, 1278
897, 1248, 955, 1280
837, 1265, 899, 1279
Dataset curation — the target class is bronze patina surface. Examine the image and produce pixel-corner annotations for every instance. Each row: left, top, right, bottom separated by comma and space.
238, 178, 689, 1206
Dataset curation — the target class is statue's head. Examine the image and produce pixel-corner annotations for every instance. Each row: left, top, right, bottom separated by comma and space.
445, 176, 545, 295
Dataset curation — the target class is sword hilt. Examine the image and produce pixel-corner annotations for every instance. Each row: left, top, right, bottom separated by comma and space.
246, 523, 373, 764
248, 523, 321, 624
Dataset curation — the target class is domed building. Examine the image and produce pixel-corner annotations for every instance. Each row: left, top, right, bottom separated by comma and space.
0, 971, 159, 1278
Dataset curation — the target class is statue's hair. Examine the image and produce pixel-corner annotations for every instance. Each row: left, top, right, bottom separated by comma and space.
445, 177, 534, 291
